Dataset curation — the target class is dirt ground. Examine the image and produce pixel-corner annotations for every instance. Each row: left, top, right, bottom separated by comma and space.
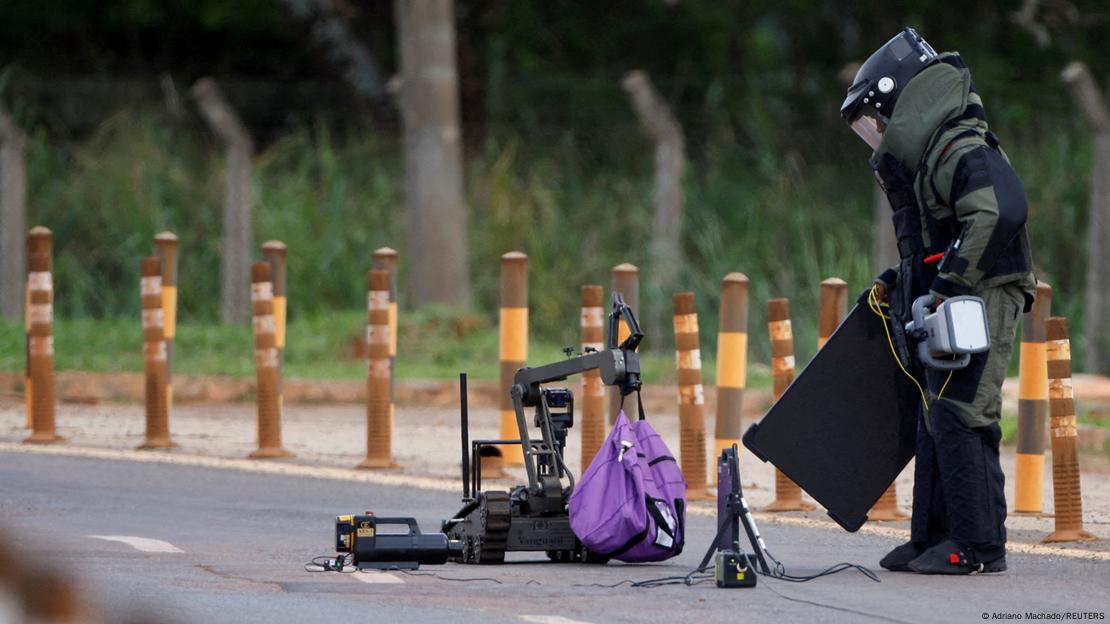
2, 394, 1107, 552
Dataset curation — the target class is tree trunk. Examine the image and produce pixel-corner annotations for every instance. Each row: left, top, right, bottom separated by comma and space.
1061, 62, 1110, 374
622, 70, 685, 334
395, 0, 470, 307
192, 78, 254, 324
0, 107, 27, 321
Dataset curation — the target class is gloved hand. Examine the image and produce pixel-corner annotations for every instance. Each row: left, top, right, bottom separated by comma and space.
873, 282, 888, 304
873, 267, 898, 305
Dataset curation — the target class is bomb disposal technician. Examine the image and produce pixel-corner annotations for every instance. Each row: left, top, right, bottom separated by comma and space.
841, 28, 1036, 574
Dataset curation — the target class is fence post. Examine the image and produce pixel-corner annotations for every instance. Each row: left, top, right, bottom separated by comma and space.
153, 232, 178, 421
674, 292, 711, 499
372, 247, 399, 406
622, 71, 685, 333
715, 273, 748, 475
248, 262, 292, 459
498, 251, 528, 468
357, 269, 397, 469
1015, 281, 1052, 514
24, 227, 61, 444
763, 297, 814, 511
608, 262, 640, 424
1042, 317, 1097, 543
580, 284, 606, 470
138, 256, 174, 449
192, 78, 253, 325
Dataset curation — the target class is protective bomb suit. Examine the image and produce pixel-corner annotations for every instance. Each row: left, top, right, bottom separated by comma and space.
841, 28, 1036, 574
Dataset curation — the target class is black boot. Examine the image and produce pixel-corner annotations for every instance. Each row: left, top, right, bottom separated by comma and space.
908, 539, 1006, 575
879, 541, 926, 572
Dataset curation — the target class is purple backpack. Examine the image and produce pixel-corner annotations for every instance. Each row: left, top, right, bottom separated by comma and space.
568, 402, 686, 562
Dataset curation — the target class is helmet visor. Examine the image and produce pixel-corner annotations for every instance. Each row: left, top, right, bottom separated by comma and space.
850, 113, 884, 150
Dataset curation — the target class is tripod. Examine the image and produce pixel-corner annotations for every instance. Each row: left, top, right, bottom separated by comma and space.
695, 444, 771, 587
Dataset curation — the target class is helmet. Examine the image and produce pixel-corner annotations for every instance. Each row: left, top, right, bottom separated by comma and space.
841, 27, 938, 149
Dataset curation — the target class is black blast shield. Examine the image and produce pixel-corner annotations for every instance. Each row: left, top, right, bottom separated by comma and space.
743, 292, 920, 531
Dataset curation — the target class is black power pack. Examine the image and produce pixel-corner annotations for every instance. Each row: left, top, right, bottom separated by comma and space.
715, 550, 756, 588
335, 514, 462, 570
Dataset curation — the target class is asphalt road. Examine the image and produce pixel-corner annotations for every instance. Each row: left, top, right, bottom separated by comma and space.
1, 452, 1107, 624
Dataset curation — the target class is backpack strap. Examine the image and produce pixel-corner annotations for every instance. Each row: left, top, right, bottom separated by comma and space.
637, 391, 646, 421
603, 522, 650, 559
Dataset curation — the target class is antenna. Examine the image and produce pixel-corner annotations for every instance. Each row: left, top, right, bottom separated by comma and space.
459, 373, 470, 500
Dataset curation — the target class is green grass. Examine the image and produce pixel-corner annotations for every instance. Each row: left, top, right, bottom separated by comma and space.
0, 312, 773, 387
999, 405, 1110, 447
1078, 406, 1110, 430
1000, 411, 1018, 445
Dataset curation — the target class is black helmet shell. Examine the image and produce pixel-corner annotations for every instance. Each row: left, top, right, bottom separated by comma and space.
841, 27, 938, 124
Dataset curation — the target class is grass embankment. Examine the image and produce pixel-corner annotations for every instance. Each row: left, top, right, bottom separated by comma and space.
0, 309, 773, 387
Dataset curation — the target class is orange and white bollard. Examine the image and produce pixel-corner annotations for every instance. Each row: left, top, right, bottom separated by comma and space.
357, 269, 398, 469
138, 256, 175, 449
674, 292, 711, 500
261, 241, 288, 418
248, 262, 292, 459
763, 297, 813, 511
498, 251, 528, 469
1042, 317, 1096, 543
580, 284, 606, 470
153, 232, 179, 421
714, 273, 749, 477
372, 247, 400, 414
608, 262, 639, 424
371, 247, 399, 377
24, 226, 61, 444
1014, 281, 1052, 514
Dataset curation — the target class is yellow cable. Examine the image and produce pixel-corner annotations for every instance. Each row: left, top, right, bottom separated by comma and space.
868, 284, 929, 411
867, 284, 957, 407
937, 373, 953, 400
937, 364, 954, 401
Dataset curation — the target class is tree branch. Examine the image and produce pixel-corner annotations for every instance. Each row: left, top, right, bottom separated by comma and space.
1011, 0, 1052, 48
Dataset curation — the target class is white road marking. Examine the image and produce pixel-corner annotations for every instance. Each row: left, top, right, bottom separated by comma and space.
519, 612, 599, 617
88, 535, 184, 553
353, 570, 404, 584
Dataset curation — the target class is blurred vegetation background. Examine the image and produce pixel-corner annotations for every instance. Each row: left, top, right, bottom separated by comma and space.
0, 0, 1105, 376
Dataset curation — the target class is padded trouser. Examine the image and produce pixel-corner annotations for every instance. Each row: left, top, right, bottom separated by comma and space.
910, 405, 1007, 553
908, 284, 1023, 554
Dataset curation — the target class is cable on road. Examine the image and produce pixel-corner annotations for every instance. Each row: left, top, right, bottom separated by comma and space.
621, 506, 881, 589
396, 569, 503, 584
762, 582, 916, 624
